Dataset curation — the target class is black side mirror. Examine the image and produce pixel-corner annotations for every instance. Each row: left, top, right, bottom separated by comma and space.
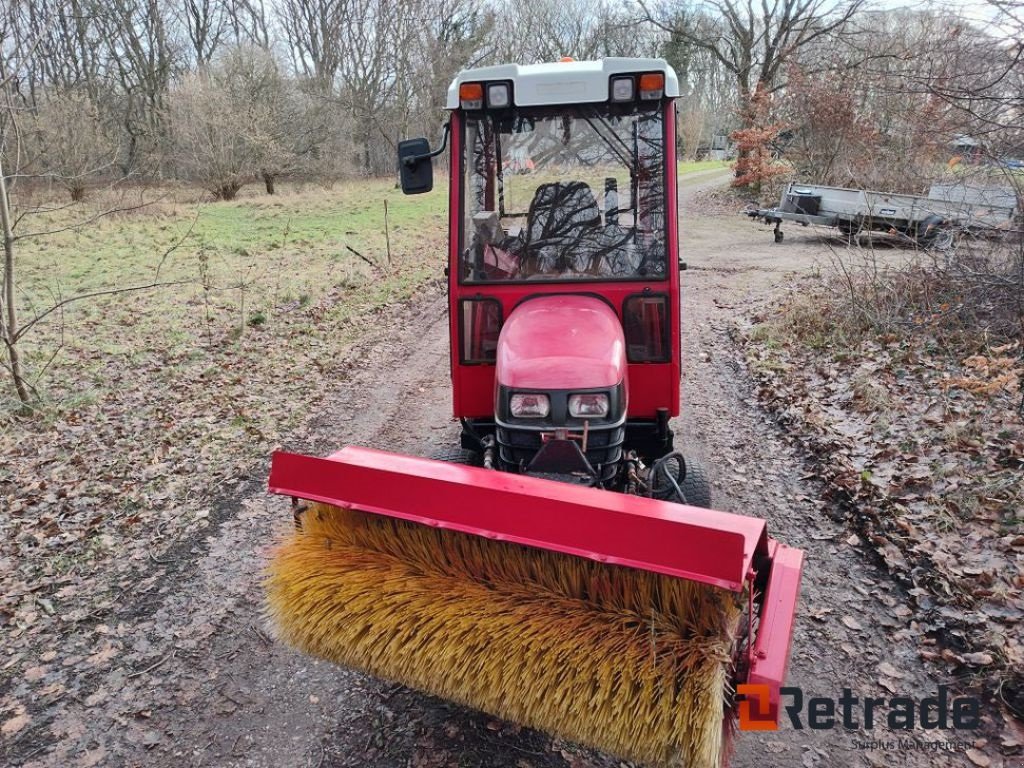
398, 138, 433, 195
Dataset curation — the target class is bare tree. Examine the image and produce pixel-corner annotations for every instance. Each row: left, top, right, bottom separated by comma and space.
661, 12, 734, 155
779, 7, 969, 191
225, 0, 272, 47
169, 45, 342, 197
170, 67, 253, 199
0, 134, 30, 406
406, 0, 493, 140
0, 42, 178, 409
333, 0, 421, 174
639, 0, 865, 106
220, 46, 318, 194
277, 0, 345, 89
94, 0, 178, 174
27, 90, 119, 200
907, 2, 1023, 156
486, 0, 650, 65
177, 0, 229, 65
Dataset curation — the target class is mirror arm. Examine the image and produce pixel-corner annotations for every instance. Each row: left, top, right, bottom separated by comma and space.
402, 123, 450, 168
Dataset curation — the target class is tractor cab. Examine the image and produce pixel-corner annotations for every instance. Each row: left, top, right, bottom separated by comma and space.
400, 58, 693, 498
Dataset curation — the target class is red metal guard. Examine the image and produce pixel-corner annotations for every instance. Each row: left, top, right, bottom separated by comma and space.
748, 541, 805, 724
269, 446, 770, 592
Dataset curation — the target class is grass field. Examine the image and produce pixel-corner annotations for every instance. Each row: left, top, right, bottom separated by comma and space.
11, 178, 447, 413
678, 159, 729, 176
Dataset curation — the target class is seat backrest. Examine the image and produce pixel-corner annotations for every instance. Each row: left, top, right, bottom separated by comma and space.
525, 181, 601, 247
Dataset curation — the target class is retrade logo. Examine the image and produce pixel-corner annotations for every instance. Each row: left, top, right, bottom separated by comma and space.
736, 685, 980, 732
737, 684, 777, 731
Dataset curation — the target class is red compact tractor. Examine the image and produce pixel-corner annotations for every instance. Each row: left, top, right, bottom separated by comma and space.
267, 58, 804, 765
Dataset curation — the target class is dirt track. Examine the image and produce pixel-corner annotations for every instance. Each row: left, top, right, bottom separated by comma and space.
16, 174, 981, 768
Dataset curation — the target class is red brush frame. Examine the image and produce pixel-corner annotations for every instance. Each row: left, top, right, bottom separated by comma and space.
269, 446, 804, 724
447, 103, 682, 420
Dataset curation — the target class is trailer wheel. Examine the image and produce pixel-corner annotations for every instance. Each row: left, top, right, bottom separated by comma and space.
431, 446, 480, 465
916, 215, 954, 250
925, 228, 955, 251
838, 220, 861, 240
679, 457, 713, 509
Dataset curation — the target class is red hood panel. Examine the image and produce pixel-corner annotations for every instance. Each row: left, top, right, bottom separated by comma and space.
496, 296, 626, 390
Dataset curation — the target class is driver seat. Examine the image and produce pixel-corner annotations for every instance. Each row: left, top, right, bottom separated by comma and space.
522, 182, 601, 274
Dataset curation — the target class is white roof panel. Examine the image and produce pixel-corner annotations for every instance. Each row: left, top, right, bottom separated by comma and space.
446, 58, 680, 109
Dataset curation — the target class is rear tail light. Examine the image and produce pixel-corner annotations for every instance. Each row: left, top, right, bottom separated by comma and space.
510, 393, 550, 418
623, 295, 669, 362
568, 393, 609, 418
460, 299, 501, 363
639, 73, 665, 100
459, 82, 484, 110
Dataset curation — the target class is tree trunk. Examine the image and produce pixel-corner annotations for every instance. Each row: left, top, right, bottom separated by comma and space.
262, 171, 275, 195
215, 182, 242, 201
70, 185, 86, 202
0, 154, 32, 409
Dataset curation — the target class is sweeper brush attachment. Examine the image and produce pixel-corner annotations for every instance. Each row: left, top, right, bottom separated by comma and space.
266, 447, 803, 768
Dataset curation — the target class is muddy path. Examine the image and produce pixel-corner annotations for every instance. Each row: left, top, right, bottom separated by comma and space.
15, 177, 979, 768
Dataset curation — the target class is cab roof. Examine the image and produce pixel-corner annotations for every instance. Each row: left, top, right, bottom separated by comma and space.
445, 58, 680, 109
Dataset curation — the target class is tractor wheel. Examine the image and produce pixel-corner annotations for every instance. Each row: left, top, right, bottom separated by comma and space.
680, 457, 713, 509
430, 446, 480, 465
651, 455, 713, 508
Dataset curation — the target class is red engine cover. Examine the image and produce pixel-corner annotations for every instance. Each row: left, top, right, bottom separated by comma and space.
496, 295, 626, 391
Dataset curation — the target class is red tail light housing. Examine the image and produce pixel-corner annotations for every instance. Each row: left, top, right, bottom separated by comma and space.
459, 298, 502, 364
623, 294, 669, 362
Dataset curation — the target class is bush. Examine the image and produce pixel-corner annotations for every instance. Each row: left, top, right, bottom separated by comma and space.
825, 237, 1024, 345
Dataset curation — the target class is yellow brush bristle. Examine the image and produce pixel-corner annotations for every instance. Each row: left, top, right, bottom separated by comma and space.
265, 503, 743, 768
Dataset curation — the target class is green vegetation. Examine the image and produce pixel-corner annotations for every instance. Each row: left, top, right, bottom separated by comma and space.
678, 159, 729, 177
11, 178, 448, 412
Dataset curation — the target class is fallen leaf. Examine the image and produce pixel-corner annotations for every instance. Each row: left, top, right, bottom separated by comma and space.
961, 652, 994, 667
141, 729, 161, 748
965, 748, 990, 767
878, 662, 904, 679
1, 713, 30, 736
24, 665, 48, 682
85, 687, 109, 707
78, 747, 107, 768
87, 643, 119, 666
841, 616, 862, 631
